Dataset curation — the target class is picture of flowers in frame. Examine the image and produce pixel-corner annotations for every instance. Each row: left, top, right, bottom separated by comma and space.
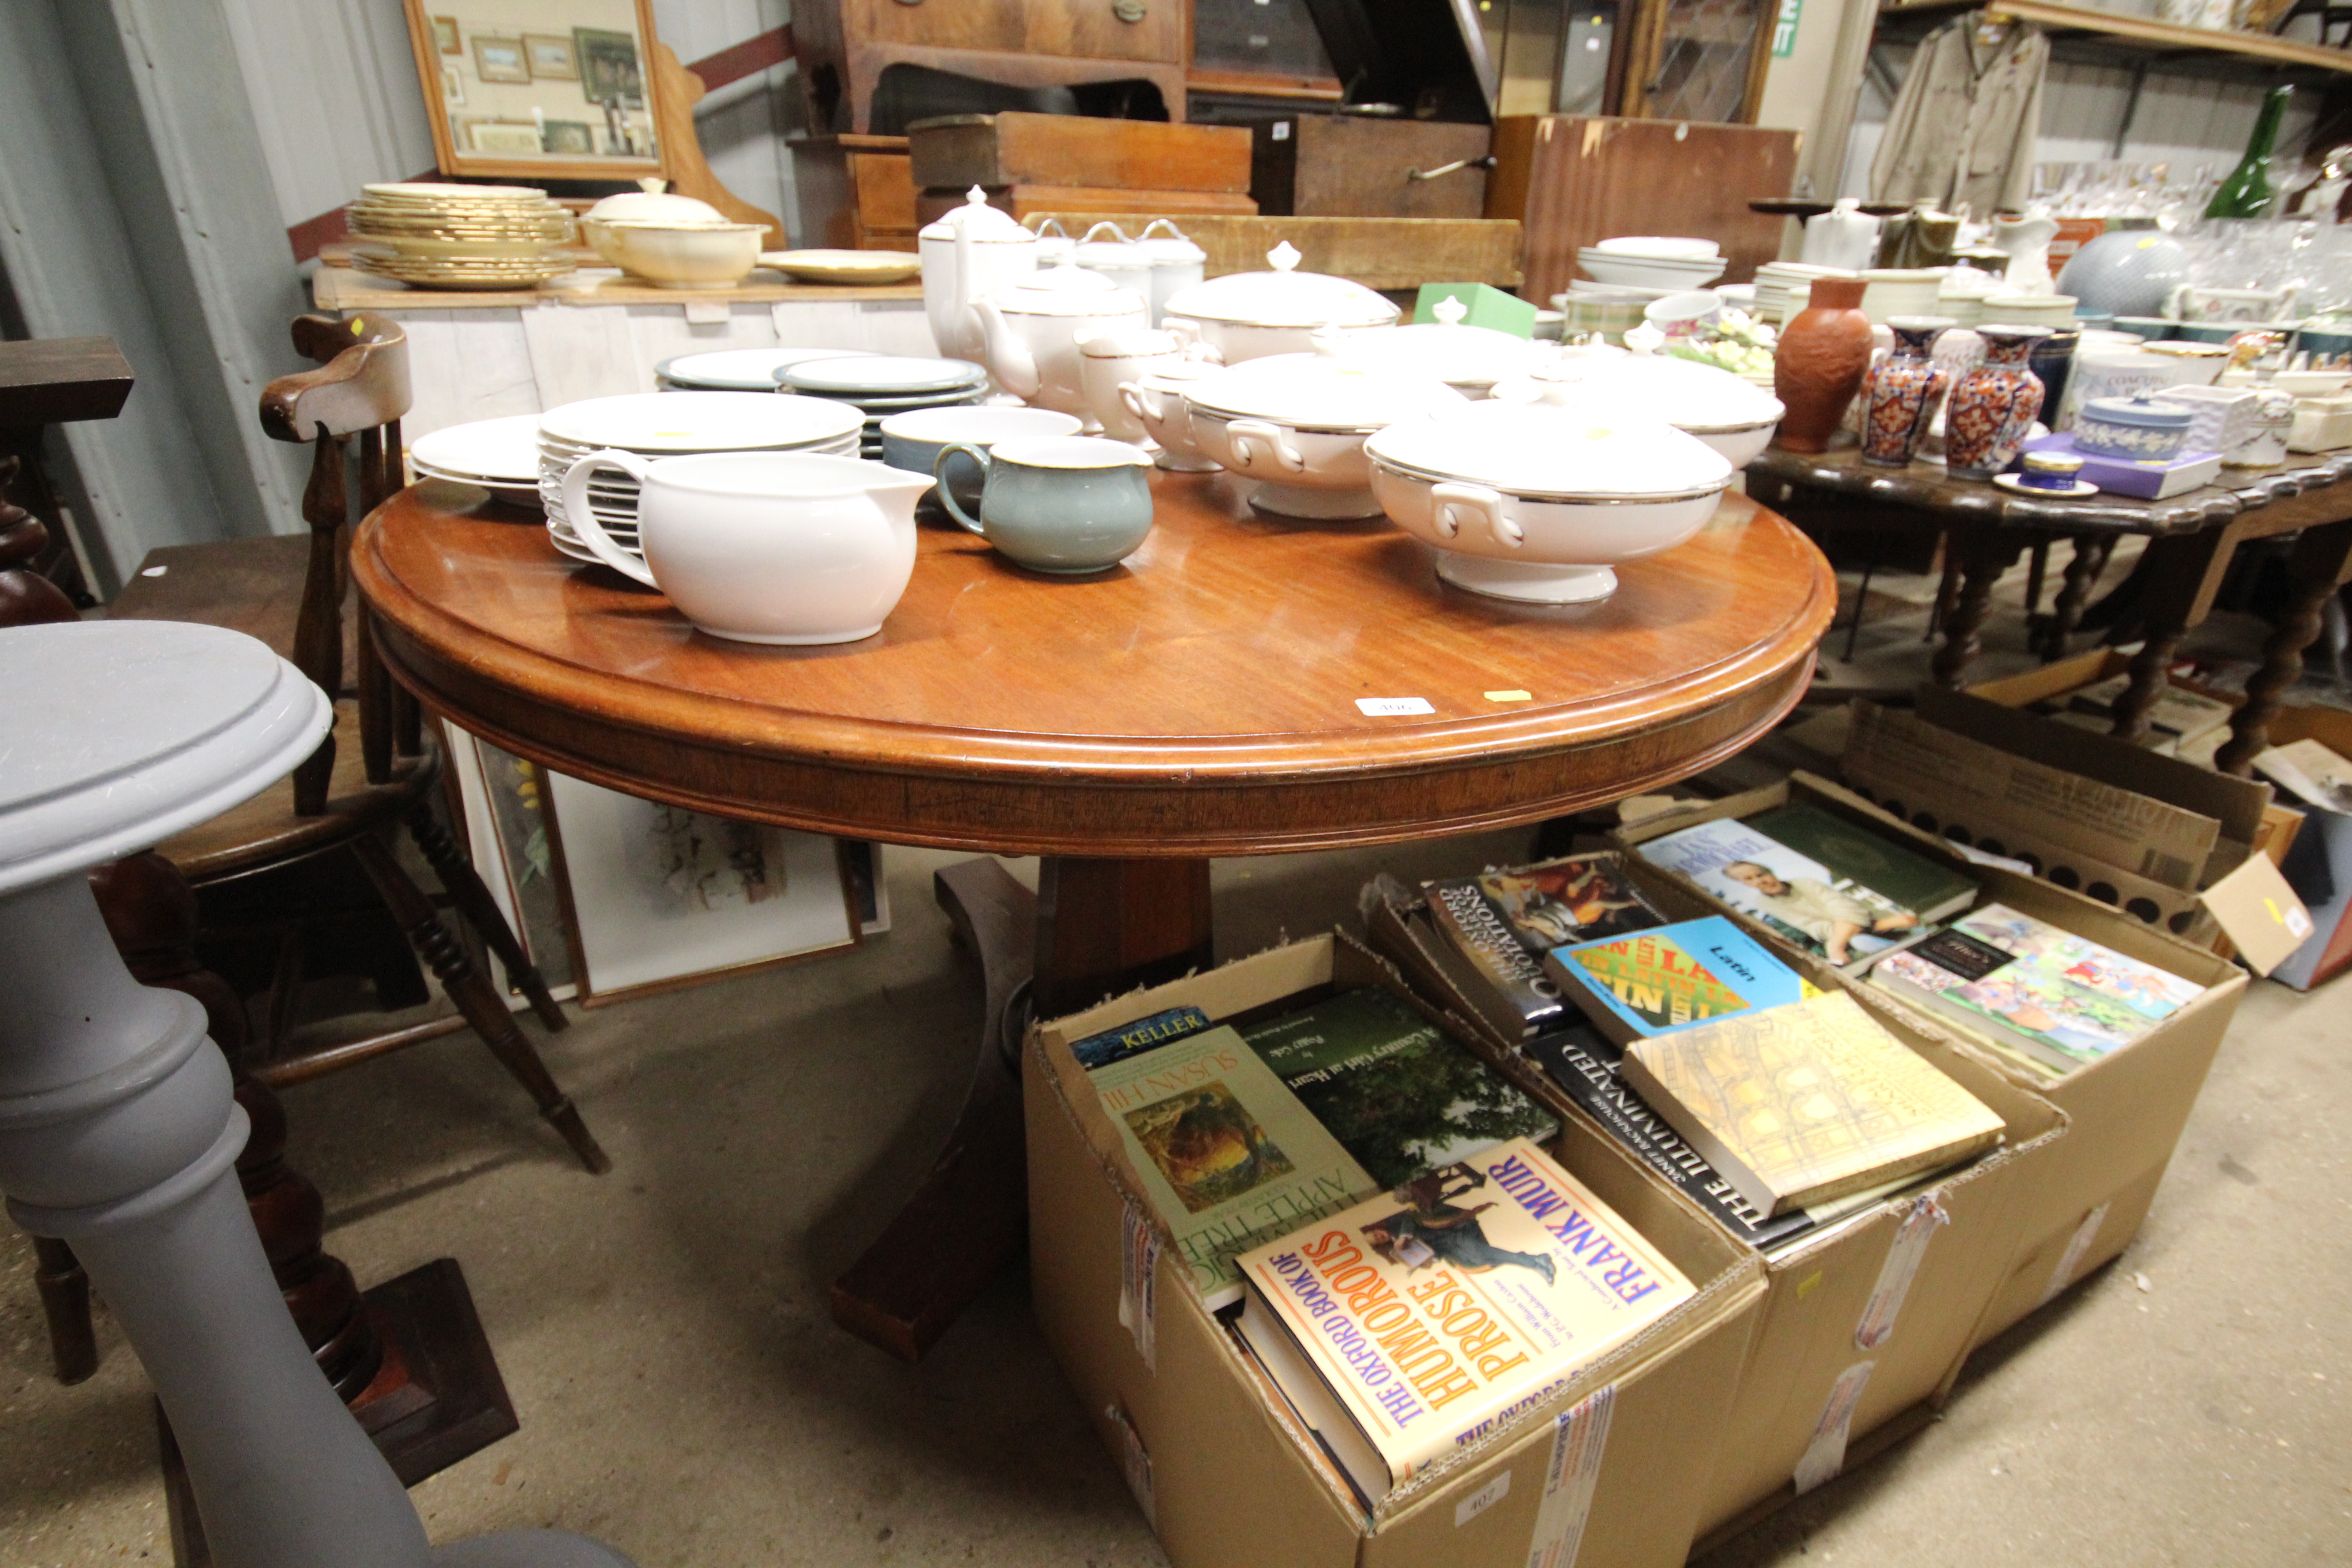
523, 32, 579, 80
574, 26, 643, 108
472, 33, 531, 84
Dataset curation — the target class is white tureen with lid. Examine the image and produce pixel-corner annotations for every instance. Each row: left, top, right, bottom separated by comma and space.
1365, 382, 1733, 603
1493, 353, 1784, 464
1161, 242, 1401, 364
1332, 296, 1557, 396
1181, 338, 1466, 517
580, 177, 728, 266
920, 187, 1040, 363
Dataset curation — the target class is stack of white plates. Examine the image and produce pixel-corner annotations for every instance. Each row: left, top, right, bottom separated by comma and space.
348, 182, 578, 291
536, 392, 865, 564
1577, 238, 1727, 291
653, 347, 877, 392
775, 356, 989, 458
409, 414, 544, 505
1754, 262, 1855, 323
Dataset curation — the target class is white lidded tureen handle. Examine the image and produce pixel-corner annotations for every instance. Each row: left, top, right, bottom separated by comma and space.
1224, 418, 1306, 474
1307, 325, 1352, 358
1267, 240, 1302, 273
1431, 480, 1519, 547
1431, 295, 1469, 327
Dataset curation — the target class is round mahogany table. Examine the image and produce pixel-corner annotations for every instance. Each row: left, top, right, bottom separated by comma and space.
354, 470, 1833, 1357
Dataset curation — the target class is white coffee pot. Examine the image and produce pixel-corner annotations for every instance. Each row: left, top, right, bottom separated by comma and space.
970, 263, 1152, 421
919, 187, 1039, 363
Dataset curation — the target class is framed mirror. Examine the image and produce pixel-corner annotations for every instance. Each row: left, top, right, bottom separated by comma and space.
402, 0, 666, 181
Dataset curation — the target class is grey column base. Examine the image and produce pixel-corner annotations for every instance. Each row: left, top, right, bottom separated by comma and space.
436, 1531, 639, 1568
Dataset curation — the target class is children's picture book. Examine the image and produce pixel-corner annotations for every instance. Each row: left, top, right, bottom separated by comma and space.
1231, 1138, 1693, 1504
1544, 916, 1817, 1046
1241, 986, 1558, 1189
1089, 1026, 1377, 1307
1422, 854, 1666, 1039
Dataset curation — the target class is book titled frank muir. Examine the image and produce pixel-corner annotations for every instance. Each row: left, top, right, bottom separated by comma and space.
1545, 916, 1817, 1047
1231, 1138, 1693, 1504
1090, 1026, 1377, 1308
1621, 992, 2005, 1217
1421, 854, 1666, 1040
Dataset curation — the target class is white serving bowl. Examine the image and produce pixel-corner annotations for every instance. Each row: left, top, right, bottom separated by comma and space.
1578, 252, 1729, 290
1861, 268, 1948, 324
1160, 240, 1399, 364
1181, 345, 1466, 517
580, 178, 727, 266
1365, 389, 1732, 604
1493, 354, 1784, 466
1593, 235, 1721, 260
600, 220, 769, 289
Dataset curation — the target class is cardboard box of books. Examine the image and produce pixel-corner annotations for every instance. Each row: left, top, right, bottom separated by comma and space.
1024, 933, 1770, 1568
1362, 859, 2068, 1539
1607, 772, 2249, 1351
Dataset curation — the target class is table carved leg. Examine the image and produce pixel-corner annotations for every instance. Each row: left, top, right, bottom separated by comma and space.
2039, 534, 2113, 662
1930, 534, 2026, 687
831, 856, 1214, 1362
2110, 526, 2239, 745
2215, 518, 2352, 775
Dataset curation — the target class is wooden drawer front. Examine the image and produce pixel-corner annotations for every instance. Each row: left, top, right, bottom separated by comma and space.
848, 152, 918, 233
849, 0, 1178, 62
851, 0, 1025, 52
911, 113, 1251, 193
1254, 116, 1493, 219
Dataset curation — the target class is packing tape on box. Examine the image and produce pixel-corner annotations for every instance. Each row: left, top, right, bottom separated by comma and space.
1118, 1197, 1160, 1372
1793, 1360, 1876, 1495
2038, 1201, 2112, 1308
1853, 1195, 1951, 1352
1523, 1383, 1616, 1568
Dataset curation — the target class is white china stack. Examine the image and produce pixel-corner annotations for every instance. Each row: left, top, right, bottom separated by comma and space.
347, 182, 578, 290
536, 392, 866, 564
1576, 237, 1727, 292
776, 356, 990, 459
1754, 262, 1853, 323
407, 415, 544, 505
653, 347, 876, 392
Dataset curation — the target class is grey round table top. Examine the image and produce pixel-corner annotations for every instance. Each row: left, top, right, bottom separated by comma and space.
0, 622, 331, 892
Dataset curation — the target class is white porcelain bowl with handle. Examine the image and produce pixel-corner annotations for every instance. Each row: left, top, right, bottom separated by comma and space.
1159, 241, 1400, 365
1491, 353, 1785, 466
1181, 343, 1466, 517
1364, 386, 1732, 603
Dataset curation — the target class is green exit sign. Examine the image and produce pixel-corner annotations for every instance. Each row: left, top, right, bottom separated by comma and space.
1772, 0, 1803, 55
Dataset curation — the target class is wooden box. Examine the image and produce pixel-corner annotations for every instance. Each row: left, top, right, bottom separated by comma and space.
1245, 115, 1493, 219
1484, 115, 1797, 302
909, 112, 1252, 194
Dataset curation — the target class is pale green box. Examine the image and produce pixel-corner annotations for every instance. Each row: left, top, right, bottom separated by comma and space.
1413, 282, 1536, 337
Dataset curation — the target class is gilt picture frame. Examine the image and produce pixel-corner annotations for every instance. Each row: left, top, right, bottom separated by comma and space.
471, 34, 531, 84
402, 0, 665, 181
433, 14, 461, 53
523, 32, 579, 80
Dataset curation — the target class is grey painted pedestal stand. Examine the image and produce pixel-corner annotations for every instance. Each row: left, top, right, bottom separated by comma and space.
0, 622, 633, 1568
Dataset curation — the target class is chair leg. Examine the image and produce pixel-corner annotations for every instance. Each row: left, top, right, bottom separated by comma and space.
350, 834, 611, 1175
31, 1234, 99, 1385
402, 799, 569, 1034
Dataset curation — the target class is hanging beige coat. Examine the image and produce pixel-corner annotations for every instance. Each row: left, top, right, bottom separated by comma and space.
1868, 15, 2049, 219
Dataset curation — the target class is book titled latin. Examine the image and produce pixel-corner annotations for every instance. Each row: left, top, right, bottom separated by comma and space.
1232, 1138, 1693, 1503
1868, 903, 2205, 1075
1621, 992, 2005, 1217
1241, 987, 1558, 1190
1090, 1026, 1377, 1308
1421, 854, 1666, 1038
1545, 916, 1818, 1047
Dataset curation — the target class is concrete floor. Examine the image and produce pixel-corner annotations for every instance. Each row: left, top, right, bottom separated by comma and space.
6, 558, 2351, 1568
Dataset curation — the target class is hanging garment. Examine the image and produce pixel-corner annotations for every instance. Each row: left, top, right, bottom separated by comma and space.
1869, 14, 2049, 219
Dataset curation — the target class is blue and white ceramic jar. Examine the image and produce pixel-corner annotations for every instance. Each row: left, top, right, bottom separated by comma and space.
2075, 396, 2193, 461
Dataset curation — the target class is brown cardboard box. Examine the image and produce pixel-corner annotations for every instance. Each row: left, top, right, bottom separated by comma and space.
1362, 865, 2068, 1538
2245, 705, 2352, 989
1026, 934, 1769, 1568
1607, 773, 2247, 1353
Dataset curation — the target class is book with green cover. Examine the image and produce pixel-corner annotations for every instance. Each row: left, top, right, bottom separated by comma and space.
1240, 986, 1559, 1189
1545, 916, 1818, 1047
1621, 991, 2006, 1216
1089, 1025, 1378, 1308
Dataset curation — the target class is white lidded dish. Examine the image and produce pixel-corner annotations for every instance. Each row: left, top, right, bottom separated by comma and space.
580, 178, 729, 266
1364, 384, 1732, 604
1493, 353, 1784, 465
1325, 296, 1555, 395
1160, 241, 1400, 365
1180, 339, 1465, 517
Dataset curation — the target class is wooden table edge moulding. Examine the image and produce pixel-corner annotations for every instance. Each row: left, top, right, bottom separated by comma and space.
354, 472, 1836, 1360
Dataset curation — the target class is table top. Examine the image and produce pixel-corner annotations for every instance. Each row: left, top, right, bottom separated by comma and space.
1748, 442, 2352, 537
0, 337, 133, 426
353, 473, 1834, 857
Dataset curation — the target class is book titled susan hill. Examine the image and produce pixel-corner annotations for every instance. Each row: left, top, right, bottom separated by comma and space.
1232, 1138, 1692, 1502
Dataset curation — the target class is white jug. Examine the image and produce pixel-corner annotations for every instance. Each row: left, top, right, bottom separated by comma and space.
919, 187, 1038, 363
970, 263, 1151, 421
1996, 209, 2061, 296
1801, 198, 1882, 273
561, 451, 931, 645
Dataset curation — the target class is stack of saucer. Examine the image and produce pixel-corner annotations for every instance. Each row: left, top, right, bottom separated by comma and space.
1577, 237, 1727, 291
348, 183, 578, 291
776, 356, 989, 458
536, 392, 865, 564
409, 414, 544, 505
1754, 262, 1853, 323
654, 347, 876, 392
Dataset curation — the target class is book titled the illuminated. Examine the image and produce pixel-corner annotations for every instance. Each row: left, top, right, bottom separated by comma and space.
1621, 992, 2005, 1217
1230, 1138, 1693, 1504
1544, 916, 1817, 1047
1090, 1025, 1377, 1308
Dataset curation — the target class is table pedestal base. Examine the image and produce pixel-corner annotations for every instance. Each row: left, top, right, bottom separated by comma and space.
830, 855, 1212, 1362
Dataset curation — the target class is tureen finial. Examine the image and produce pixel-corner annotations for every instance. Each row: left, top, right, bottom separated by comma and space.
965, 185, 987, 206
1432, 295, 1468, 327
1268, 240, 1302, 273
637, 176, 666, 195
1622, 322, 1666, 357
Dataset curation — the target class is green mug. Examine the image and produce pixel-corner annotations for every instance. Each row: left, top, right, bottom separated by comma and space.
933, 436, 1155, 574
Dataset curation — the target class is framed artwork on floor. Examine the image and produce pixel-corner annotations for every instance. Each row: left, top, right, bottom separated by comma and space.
441, 725, 577, 1004
472, 34, 531, 84
523, 32, 579, 80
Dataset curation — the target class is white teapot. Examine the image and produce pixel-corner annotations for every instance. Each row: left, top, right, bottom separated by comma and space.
970, 263, 1151, 422
919, 187, 1038, 363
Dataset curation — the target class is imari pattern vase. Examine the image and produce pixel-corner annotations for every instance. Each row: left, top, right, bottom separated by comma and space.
1860, 317, 1954, 466
1944, 325, 2053, 480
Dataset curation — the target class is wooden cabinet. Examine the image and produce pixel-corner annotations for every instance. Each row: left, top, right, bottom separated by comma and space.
1245, 116, 1492, 219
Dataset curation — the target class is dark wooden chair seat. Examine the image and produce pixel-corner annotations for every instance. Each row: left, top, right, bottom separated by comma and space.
160, 699, 439, 879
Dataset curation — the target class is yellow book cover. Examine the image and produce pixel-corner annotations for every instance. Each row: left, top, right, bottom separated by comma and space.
1620, 992, 2004, 1218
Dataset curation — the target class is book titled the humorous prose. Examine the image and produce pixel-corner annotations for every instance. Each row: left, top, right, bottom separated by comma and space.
1230, 1138, 1693, 1504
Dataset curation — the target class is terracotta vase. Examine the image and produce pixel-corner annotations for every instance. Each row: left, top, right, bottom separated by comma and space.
1773, 277, 1875, 452
1861, 317, 1954, 466
1945, 324, 2053, 479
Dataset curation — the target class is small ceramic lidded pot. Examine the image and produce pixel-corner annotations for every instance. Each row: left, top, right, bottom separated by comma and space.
1945, 324, 2054, 480
2075, 396, 2192, 462
1860, 316, 1955, 467
1774, 276, 1876, 453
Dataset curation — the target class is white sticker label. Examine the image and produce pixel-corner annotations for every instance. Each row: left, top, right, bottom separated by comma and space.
140, 564, 168, 577
1455, 1468, 1510, 1527
681, 298, 729, 325
1793, 1361, 1875, 1494
1525, 1384, 1614, 1568
1357, 696, 1436, 716
1854, 1195, 1950, 1351
1117, 1199, 1159, 1372
1272, 119, 1291, 139
2287, 904, 2314, 938
2038, 1201, 2112, 1308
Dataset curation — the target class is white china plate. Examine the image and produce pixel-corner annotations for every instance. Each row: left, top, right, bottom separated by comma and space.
655, 347, 875, 391
759, 249, 922, 284
779, 356, 989, 396
539, 391, 863, 452
411, 415, 544, 485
